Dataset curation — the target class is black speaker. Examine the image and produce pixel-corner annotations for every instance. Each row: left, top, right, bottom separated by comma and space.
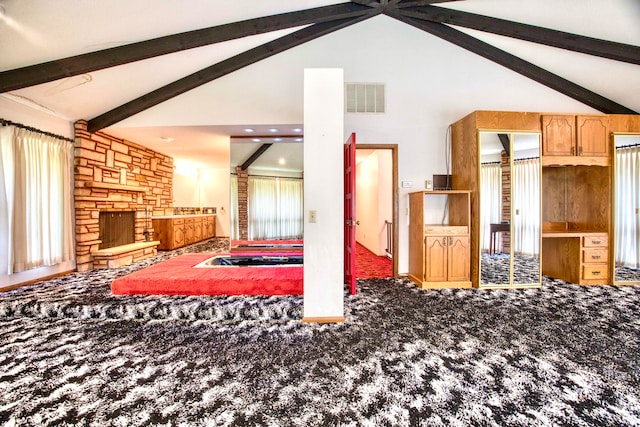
433, 174, 452, 190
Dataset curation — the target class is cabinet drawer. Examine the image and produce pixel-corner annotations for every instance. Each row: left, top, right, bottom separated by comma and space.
583, 248, 607, 263
172, 218, 185, 225
583, 235, 607, 247
582, 264, 608, 280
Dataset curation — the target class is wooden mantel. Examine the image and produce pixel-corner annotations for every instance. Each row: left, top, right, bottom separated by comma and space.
84, 181, 147, 193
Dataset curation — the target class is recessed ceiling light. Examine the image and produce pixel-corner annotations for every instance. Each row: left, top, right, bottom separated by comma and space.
279, 158, 286, 165
252, 138, 262, 142
273, 138, 282, 142
295, 138, 303, 142
243, 128, 255, 133
268, 128, 278, 133
292, 128, 302, 133
160, 137, 174, 142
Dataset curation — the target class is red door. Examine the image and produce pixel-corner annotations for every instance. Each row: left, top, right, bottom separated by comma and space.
344, 133, 356, 295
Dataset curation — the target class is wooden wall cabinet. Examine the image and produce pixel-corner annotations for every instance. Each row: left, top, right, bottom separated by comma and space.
408, 190, 471, 289
542, 114, 609, 166
152, 215, 216, 250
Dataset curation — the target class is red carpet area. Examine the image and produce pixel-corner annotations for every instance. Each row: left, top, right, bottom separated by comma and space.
111, 253, 303, 296
355, 243, 393, 279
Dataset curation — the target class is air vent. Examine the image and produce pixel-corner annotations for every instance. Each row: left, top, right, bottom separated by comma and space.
346, 83, 385, 113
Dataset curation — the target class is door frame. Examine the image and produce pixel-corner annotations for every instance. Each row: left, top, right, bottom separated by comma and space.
356, 144, 399, 278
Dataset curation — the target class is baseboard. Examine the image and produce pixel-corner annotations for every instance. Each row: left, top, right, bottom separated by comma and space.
0, 269, 76, 293
302, 316, 345, 323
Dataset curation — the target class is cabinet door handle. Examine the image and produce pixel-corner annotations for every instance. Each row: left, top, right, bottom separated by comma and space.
592, 271, 601, 275
448, 236, 453, 245
592, 240, 601, 245
579, 146, 583, 155
592, 255, 601, 259
442, 237, 447, 246
571, 146, 575, 155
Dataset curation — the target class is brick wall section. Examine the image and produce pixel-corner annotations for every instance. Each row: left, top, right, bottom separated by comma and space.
74, 121, 174, 271
501, 151, 511, 253
236, 166, 248, 240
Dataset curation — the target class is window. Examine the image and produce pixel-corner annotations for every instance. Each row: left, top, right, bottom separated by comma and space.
0, 125, 74, 273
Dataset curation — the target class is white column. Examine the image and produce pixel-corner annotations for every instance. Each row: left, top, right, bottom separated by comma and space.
303, 68, 345, 322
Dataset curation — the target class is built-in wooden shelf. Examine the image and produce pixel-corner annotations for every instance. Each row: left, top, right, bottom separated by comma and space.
85, 182, 147, 192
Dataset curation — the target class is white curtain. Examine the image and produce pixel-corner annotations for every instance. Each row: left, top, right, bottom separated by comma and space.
230, 174, 239, 240
480, 163, 502, 252
512, 158, 540, 256
615, 145, 640, 268
248, 176, 303, 240
0, 126, 74, 274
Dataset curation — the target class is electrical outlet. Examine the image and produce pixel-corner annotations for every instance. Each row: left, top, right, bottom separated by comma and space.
425, 180, 433, 190
401, 181, 412, 188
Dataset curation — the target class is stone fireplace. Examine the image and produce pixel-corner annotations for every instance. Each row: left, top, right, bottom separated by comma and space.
73, 121, 174, 271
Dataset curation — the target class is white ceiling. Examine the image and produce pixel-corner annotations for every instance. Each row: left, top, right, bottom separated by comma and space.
1, 0, 638, 170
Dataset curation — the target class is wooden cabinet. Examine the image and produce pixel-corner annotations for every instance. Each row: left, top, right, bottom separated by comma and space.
408, 191, 471, 289
203, 216, 215, 239
582, 234, 609, 283
542, 114, 609, 166
542, 115, 575, 156
424, 232, 470, 284
152, 215, 216, 250
576, 115, 609, 157
541, 231, 609, 285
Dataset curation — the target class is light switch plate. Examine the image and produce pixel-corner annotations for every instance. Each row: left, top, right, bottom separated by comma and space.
425, 180, 433, 190
401, 181, 412, 188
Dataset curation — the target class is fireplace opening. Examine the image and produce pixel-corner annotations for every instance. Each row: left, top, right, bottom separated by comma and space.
99, 211, 135, 249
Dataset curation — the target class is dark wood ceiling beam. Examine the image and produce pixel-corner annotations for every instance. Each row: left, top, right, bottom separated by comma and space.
0, 3, 373, 93
498, 134, 510, 157
391, 13, 637, 115
399, 5, 640, 65
242, 144, 273, 170
395, 1, 464, 7
87, 13, 377, 132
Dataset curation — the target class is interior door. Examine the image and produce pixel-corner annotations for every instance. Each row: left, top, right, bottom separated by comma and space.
344, 132, 357, 295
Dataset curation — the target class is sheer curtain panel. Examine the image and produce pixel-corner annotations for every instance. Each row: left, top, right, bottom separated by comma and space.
248, 176, 303, 240
0, 126, 74, 274
615, 145, 640, 268
512, 158, 540, 256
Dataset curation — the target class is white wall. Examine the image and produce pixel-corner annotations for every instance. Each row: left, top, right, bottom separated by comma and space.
0, 96, 76, 287
173, 165, 231, 237
356, 150, 392, 257
303, 68, 344, 320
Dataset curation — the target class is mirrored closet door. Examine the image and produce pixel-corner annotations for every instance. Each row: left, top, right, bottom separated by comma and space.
479, 131, 541, 287
613, 133, 640, 284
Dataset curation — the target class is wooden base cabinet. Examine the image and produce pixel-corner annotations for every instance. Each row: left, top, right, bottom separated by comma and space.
408, 191, 472, 289
152, 215, 216, 250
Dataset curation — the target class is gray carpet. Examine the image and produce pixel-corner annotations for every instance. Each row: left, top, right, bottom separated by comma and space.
1, 238, 640, 426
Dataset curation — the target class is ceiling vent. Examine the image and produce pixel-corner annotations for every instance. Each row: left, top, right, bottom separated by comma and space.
345, 83, 385, 113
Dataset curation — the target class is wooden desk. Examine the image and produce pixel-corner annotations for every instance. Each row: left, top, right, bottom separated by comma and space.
490, 223, 510, 254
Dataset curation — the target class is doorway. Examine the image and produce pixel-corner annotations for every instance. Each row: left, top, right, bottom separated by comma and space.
355, 144, 398, 278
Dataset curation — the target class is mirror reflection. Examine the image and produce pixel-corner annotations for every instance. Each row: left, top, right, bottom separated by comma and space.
479, 132, 541, 287
614, 134, 640, 284
229, 139, 304, 247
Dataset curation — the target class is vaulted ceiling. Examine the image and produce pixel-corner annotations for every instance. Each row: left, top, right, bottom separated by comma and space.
1, 0, 638, 169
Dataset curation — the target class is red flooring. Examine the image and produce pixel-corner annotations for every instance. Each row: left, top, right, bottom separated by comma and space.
111, 242, 391, 296
355, 242, 393, 279
111, 253, 303, 296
